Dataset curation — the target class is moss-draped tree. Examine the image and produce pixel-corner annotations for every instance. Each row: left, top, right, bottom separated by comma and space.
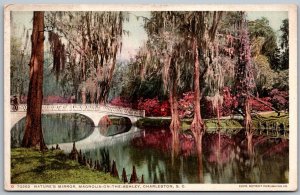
181, 12, 223, 149
233, 12, 256, 154
143, 12, 188, 155
46, 12, 127, 104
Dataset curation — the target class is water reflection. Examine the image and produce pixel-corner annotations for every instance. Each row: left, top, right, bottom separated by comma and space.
170, 127, 180, 166
49, 126, 143, 153
100, 124, 132, 137
11, 115, 289, 184
99, 116, 132, 137
11, 114, 94, 147
80, 127, 288, 184
246, 131, 254, 156
196, 139, 204, 183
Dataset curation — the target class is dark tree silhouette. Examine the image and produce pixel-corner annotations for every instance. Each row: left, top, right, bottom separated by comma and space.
280, 19, 289, 70
22, 11, 47, 150
233, 12, 256, 154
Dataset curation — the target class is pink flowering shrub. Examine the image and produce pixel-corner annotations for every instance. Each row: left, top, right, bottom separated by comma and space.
137, 97, 170, 117
268, 89, 288, 110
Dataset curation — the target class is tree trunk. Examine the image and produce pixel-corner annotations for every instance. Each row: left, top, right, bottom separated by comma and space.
168, 57, 180, 158
245, 96, 254, 155
169, 81, 180, 131
216, 102, 221, 128
81, 86, 86, 104
22, 11, 46, 150
244, 96, 252, 131
191, 38, 204, 142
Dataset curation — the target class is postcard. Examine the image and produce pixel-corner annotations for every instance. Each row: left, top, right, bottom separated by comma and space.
4, 4, 297, 191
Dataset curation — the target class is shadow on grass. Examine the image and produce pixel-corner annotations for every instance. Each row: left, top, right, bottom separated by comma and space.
11, 150, 83, 183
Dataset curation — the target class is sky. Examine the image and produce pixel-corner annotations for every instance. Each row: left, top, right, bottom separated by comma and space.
120, 11, 150, 60
11, 11, 288, 61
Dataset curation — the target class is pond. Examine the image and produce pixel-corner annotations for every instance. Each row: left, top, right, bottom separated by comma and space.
11, 114, 289, 184
11, 114, 94, 147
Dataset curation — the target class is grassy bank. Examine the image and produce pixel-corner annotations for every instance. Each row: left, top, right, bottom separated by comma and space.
11, 148, 121, 184
252, 112, 289, 127
136, 118, 243, 130
136, 111, 289, 131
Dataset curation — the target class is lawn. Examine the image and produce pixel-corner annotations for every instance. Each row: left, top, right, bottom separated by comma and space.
136, 111, 289, 131
11, 148, 121, 184
251, 111, 289, 129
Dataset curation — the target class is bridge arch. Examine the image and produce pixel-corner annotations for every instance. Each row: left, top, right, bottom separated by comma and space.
10, 113, 97, 129
11, 113, 27, 129
10, 104, 145, 129
76, 113, 139, 127
10, 112, 139, 129
98, 115, 133, 137
99, 115, 132, 126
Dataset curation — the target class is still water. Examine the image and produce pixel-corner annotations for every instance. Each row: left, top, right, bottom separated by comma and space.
11, 114, 94, 147
11, 114, 289, 184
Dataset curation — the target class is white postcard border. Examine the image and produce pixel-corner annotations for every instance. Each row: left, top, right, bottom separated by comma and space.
3, 4, 298, 191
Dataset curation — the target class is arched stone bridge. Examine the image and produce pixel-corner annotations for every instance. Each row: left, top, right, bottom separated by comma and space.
10, 104, 145, 129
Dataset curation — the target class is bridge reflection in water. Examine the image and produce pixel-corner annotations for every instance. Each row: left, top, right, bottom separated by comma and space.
48, 126, 145, 153
10, 112, 289, 183
11, 113, 289, 183
10, 104, 145, 128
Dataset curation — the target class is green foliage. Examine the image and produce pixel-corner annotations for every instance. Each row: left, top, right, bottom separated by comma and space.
10, 33, 30, 97
114, 13, 290, 110
249, 18, 289, 96
253, 54, 277, 91
280, 19, 289, 70
11, 12, 289, 107
274, 70, 289, 91
144, 12, 191, 94
252, 51, 288, 94
108, 60, 164, 103
11, 148, 121, 184
138, 78, 165, 100
248, 17, 280, 70
43, 53, 74, 97
108, 62, 128, 101
219, 11, 243, 35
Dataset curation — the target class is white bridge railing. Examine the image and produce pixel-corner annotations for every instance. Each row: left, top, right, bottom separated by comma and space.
11, 104, 145, 117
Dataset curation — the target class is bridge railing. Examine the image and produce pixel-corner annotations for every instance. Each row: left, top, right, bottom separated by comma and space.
11, 104, 145, 117
10, 104, 27, 112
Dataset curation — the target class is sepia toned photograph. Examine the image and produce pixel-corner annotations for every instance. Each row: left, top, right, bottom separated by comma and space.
4, 4, 297, 191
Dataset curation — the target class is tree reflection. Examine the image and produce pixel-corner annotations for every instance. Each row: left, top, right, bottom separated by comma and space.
99, 124, 131, 137
11, 114, 94, 147
170, 127, 180, 165
195, 134, 203, 183
86, 127, 289, 184
246, 131, 254, 156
